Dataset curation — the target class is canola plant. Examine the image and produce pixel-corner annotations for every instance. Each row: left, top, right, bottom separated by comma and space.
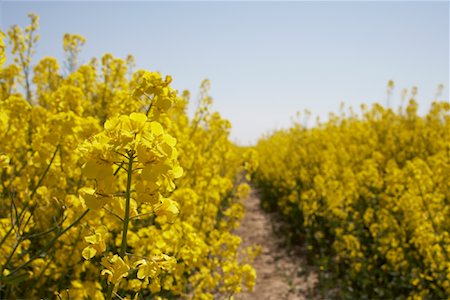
255, 95, 450, 298
0, 14, 257, 299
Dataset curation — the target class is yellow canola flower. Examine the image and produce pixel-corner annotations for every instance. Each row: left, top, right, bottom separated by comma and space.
63, 33, 85, 53
82, 226, 108, 259
133, 254, 177, 284
82, 160, 113, 179
172, 165, 184, 178
153, 198, 179, 222
101, 254, 130, 286
135, 180, 159, 205
55, 280, 104, 300
0, 154, 10, 168
104, 112, 147, 134
79, 187, 111, 210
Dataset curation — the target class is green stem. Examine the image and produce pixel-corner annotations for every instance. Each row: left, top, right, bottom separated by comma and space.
145, 101, 153, 117
120, 154, 133, 257
113, 161, 125, 176
106, 285, 114, 300
106, 154, 133, 300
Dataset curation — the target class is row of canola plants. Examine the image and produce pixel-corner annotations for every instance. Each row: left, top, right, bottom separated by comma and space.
255, 98, 450, 298
0, 15, 258, 299
2, 14, 450, 300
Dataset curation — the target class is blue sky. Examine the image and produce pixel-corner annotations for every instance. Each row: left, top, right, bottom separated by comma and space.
1, 1, 448, 145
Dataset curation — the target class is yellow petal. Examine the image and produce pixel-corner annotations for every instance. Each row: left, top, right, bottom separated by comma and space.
96, 164, 113, 179
132, 259, 147, 269
104, 116, 120, 130
84, 233, 101, 244
84, 195, 102, 210
163, 134, 176, 147
172, 166, 184, 179
130, 112, 147, 124
82, 160, 99, 178
136, 263, 147, 280
96, 225, 108, 235
79, 188, 105, 210
82, 246, 97, 260
150, 121, 163, 136
101, 269, 113, 284
154, 198, 179, 221
156, 97, 172, 111
130, 113, 147, 132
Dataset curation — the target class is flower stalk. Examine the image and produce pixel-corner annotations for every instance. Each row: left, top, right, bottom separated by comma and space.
120, 152, 134, 257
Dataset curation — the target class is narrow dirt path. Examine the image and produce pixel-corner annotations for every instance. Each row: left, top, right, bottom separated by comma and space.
236, 189, 318, 300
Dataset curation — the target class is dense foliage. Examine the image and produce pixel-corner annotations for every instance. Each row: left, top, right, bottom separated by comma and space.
255, 96, 450, 299
0, 14, 257, 299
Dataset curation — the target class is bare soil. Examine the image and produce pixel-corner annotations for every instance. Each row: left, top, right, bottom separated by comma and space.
235, 189, 318, 300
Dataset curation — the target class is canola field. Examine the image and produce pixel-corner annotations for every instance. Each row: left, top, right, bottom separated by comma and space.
1, 13, 449, 300
255, 99, 450, 298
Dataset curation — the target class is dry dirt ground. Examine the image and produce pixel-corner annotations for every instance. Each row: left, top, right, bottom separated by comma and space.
235, 189, 318, 300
